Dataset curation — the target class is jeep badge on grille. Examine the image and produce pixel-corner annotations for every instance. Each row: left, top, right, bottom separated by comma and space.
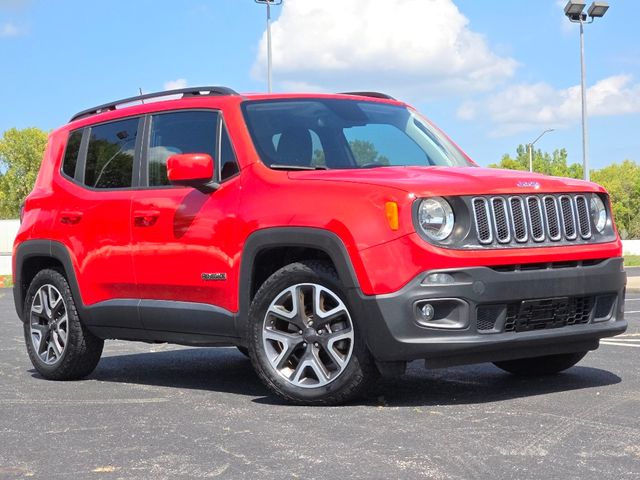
516, 181, 541, 189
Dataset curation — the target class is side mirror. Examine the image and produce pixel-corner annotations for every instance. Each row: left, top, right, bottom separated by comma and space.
167, 153, 219, 192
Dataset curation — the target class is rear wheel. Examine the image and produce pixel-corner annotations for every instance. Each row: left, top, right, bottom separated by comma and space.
248, 261, 376, 405
493, 351, 588, 376
23, 269, 103, 380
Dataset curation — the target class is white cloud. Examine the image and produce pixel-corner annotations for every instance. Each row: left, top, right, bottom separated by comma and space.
252, 0, 517, 99
163, 78, 188, 90
0, 22, 21, 37
458, 75, 640, 137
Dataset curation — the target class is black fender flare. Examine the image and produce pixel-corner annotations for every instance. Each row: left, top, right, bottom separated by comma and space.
13, 240, 84, 322
235, 227, 362, 338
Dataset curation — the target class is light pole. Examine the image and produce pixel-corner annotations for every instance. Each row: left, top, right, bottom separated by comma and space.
564, 1, 610, 181
255, 0, 282, 93
528, 129, 554, 173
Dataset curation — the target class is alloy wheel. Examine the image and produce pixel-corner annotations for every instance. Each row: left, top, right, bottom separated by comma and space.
262, 283, 354, 388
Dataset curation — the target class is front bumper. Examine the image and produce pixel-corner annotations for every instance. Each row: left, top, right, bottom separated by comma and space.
356, 257, 627, 366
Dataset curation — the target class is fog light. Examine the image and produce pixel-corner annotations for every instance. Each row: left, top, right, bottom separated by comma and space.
419, 303, 435, 321
424, 273, 455, 284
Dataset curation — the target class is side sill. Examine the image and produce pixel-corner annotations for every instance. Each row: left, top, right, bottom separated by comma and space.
83, 298, 236, 339
89, 326, 239, 347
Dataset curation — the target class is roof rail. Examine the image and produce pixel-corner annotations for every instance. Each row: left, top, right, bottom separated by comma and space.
339, 91, 396, 100
70, 86, 239, 122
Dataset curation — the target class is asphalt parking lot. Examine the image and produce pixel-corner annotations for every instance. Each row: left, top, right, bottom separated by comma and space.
0, 289, 638, 480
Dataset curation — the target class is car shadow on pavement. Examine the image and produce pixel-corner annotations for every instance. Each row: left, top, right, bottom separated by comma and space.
32, 347, 270, 399
361, 362, 622, 408
30, 347, 622, 407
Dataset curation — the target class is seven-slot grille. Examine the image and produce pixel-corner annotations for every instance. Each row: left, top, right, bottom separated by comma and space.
472, 194, 592, 246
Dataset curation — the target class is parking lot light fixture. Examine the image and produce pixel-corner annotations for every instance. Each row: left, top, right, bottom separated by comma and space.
587, 2, 609, 17
564, 0, 586, 20
528, 129, 554, 173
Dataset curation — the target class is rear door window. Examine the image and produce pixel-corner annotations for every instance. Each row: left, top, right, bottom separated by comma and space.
84, 118, 139, 189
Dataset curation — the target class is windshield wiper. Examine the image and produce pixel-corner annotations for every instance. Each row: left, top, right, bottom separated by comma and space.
270, 164, 328, 171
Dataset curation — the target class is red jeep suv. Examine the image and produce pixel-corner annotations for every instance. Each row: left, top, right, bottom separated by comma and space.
13, 87, 626, 405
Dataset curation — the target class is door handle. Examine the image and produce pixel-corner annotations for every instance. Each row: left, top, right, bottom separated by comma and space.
133, 210, 160, 227
60, 211, 83, 225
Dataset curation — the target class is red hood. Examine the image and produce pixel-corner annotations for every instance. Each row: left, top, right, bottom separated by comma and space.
288, 166, 604, 197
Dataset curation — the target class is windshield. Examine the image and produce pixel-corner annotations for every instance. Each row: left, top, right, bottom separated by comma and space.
241, 99, 474, 170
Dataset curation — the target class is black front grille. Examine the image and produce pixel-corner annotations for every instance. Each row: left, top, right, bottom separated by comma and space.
470, 193, 597, 247
503, 296, 594, 332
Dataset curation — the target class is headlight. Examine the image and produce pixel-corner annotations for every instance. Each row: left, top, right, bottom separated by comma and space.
590, 195, 607, 233
418, 197, 454, 241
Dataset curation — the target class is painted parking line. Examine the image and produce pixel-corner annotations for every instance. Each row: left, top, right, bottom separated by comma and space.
623, 310, 640, 314
600, 341, 640, 348
602, 338, 640, 343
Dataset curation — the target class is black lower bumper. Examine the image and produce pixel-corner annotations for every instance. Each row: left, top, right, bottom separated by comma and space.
356, 257, 627, 366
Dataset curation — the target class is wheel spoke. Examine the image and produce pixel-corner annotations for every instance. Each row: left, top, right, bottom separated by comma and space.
263, 328, 302, 368
42, 288, 52, 319
309, 349, 331, 382
31, 324, 47, 353
56, 323, 68, 346
51, 297, 65, 319
50, 332, 63, 357
31, 290, 44, 315
291, 358, 312, 384
312, 285, 348, 327
267, 286, 309, 330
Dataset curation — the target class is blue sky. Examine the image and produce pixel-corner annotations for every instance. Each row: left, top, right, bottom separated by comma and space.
1, 0, 638, 170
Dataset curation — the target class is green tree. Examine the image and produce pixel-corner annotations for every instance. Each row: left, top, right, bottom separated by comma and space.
490, 144, 582, 179
591, 160, 640, 238
312, 140, 390, 167
349, 140, 389, 166
0, 127, 48, 218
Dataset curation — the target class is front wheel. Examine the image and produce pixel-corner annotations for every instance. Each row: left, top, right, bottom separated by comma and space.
248, 261, 377, 405
493, 351, 588, 376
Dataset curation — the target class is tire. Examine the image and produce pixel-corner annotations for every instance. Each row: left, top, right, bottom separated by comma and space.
493, 351, 588, 376
23, 269, 104, 380
247, 260, 377, 405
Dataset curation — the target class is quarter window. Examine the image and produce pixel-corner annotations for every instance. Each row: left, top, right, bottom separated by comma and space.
62, 130, 83, 179
220, 123, 239, 180
84, 119, 138, 189
148, 111, 219, 187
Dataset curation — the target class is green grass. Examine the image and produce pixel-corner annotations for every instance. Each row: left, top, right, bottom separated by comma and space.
0, 275, 13, 288
624, 255, 640, 267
